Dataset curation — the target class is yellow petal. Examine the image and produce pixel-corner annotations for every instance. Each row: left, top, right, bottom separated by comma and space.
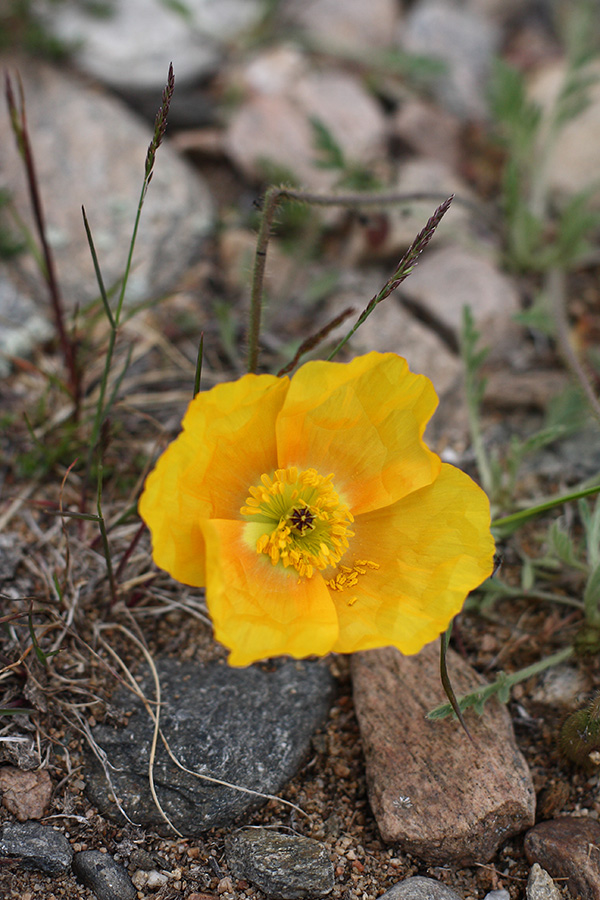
329, 464, 495, 654
276, 352, 440, 515
200, 518, 339, 666
139, 374, 289, 586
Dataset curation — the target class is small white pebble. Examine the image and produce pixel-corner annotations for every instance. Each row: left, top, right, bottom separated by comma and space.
146, 871, 169, 889
131, 870, 148, 889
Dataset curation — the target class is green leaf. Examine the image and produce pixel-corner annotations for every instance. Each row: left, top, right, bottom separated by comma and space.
581, 497, 600, 571
522, 557, 535, 592
492, 483, 600, 533
548, 520, 582, 568
309, 117, 346, 171
584, 563, 600, 625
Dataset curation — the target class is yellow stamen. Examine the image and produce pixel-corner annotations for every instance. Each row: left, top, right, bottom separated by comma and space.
327, 559, 380, 605
241, 467, 354, 578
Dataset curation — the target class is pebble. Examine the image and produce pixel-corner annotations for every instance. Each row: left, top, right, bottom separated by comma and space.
131, 867, 170, 890
225, 828, 334, 899
84, 658, 335, 833
278, 0, 399, 53
323, 270, 463, 399
468, 0, 525, 25
2, 57, 214, 314
525, 816, 600, 900
399, 244, 520, 347
72, 849, 136, 900
400, 0, 500, 120
528, 61, 600, 205
526, 863, 563, 900
530, 664, 591, 708
379, 876, 463, 900
531, 426, 600, 484
351, 642, 535, 864
0, 821, 73, 875
484, 891, 510, 900
391, 100, 462, 170
345, 159, 478, 263
33, 0, 264, 91
225, 48, 386, 190
0, 767, 52, 821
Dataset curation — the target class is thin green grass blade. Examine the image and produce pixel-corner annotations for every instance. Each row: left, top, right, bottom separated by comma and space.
82, 205, 115, 329
492, 483, 600, 532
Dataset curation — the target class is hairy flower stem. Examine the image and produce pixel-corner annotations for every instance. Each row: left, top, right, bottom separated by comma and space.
247, 188, 457, 373
5, 71, 81, 416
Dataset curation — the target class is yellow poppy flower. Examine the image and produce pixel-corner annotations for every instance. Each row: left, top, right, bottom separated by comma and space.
139, 352, 495, 666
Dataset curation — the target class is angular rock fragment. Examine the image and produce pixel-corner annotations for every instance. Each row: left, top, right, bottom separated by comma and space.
526, 863, 563, 900
226, 828, 334, 899
0, 767, 52, 821
351, 643, 535, 864
380, 876, 464, 900
0, 821, 73, 875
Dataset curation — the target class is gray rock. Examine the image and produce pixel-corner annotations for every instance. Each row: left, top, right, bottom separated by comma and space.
484, 892, 510, 900
531, 665, 591, 709
399, 244, 520, 347
72, 850, 136, 900
33, 0, 264, 91
226, 828, 334, 899
380, 876, 463, 900
527, 863, 563, 900
391, 100, 462, 170
0, 273, 53, 376
532, 426, 600, 484
344, 159, 480, 262
467, 0, 524, 24
2, 57, 213, 313
323, 270, 462, 400
85, 658, 335, 834
400, 0, 500, 120
0, 821, 73, 875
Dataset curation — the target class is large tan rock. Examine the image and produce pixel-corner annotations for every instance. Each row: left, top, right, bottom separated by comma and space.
351, 642, 535, 864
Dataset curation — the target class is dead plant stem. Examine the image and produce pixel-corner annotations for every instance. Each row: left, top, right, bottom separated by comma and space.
4, 72, 81, 412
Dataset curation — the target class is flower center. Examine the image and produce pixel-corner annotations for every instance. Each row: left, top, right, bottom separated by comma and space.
241, 467, 354, 578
